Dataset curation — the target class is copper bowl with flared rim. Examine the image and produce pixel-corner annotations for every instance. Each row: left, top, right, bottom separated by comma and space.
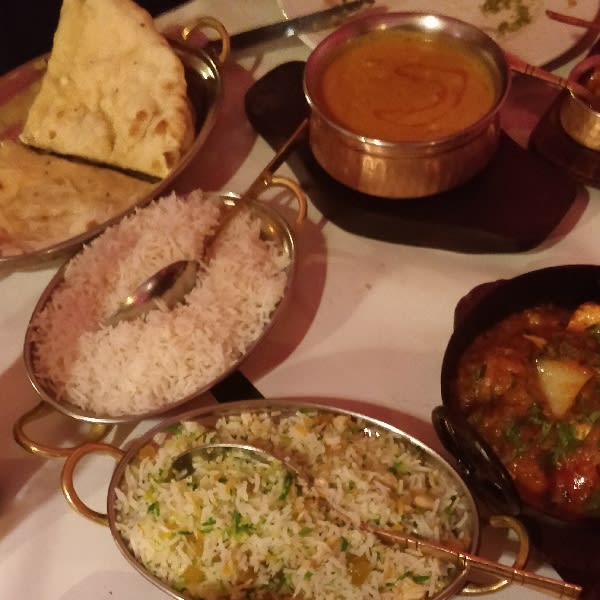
303, 12, 511, 199
559, 55, 600, 152
0, 17, 229, 268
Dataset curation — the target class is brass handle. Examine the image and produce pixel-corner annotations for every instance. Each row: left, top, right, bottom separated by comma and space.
61, 442, 124, 526
181, 16, 231, 64
372, 515, 581, 598
264, 174, 307, 225
459, 515, 581, 597
461, 515, 529, 595
12, 401, 111, 459
506, 52, 597, 109
245, 118, 309, 225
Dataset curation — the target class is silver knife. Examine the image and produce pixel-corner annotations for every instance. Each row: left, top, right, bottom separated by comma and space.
207, 0, 375, 52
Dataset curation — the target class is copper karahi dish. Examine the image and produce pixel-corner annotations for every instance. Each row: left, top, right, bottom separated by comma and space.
13, 189, 305, 459
436, 264, 600, 587
59, 399, 551, 600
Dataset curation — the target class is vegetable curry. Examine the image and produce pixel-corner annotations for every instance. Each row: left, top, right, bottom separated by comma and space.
453, 303, 600, 519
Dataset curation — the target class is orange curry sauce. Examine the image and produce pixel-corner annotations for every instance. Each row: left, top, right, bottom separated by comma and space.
453, 305, 600, 519
318, 29, 498, 142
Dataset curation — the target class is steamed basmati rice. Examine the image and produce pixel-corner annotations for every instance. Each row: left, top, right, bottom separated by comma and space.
114, 408, 473, 599
29, 190, 290, 416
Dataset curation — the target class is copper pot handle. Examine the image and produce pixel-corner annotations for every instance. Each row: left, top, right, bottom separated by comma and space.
460, 515, 579, 597
459, 515, 529, 595
12, 401, 112, 459
61, 442, 124, 526
262, 175, 307, 225
181, 16, 231, 64
245, 118, 309, 226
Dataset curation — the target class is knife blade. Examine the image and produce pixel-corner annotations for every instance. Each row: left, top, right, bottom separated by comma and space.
206, 0, 375, 52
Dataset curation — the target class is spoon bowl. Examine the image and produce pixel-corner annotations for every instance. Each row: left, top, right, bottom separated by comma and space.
105, 259, 199, 327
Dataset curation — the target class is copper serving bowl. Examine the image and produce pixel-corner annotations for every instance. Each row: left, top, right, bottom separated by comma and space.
59, 399, 540, 600
0, 17, 229, 268
435, 264, 600, 587
13, 190, 305, 459
303, 12, 510, 199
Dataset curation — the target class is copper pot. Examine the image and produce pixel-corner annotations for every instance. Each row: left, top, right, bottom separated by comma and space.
303, 12, 511, 199
559, 55, 600, 151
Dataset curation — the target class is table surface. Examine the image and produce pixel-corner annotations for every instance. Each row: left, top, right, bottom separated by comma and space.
1, 2, 599, 599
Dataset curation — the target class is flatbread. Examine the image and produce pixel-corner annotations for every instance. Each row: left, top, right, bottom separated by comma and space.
19, 0, 194, 178
0, 140, 154, 256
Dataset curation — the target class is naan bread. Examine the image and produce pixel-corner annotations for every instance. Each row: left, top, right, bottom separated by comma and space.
0, 140, 154, 256
20, 0, 194, 178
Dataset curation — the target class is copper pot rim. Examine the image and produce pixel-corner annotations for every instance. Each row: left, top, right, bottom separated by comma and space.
303, 11, 511, 150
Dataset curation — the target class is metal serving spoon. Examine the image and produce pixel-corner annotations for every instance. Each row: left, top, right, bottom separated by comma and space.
105, 260, 199, 327
105, 120, 308, 327
171, 442, 582, 599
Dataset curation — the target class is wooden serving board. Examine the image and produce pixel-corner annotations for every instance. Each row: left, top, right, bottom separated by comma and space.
245, 61, 578, 254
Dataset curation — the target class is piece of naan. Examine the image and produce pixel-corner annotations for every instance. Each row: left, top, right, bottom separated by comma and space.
20, 0, 194, 178
0, 140, 154, 256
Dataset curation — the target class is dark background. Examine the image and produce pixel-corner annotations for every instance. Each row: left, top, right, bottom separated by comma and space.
0, 0, 185, 74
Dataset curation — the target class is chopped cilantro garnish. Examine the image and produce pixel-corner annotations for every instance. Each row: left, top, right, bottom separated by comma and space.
233, 511, 254, 535
200, 517, 216, 533
147, 501, 160, 516
164, 423, 183, 435
279, 471, 294, 501
388, 461, 411, 477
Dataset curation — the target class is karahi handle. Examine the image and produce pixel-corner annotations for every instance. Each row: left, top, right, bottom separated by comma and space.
61, 442, 125, 526
13, 401, 111, 459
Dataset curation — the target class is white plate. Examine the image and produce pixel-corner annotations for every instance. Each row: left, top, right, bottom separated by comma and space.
277, 0, 600, 66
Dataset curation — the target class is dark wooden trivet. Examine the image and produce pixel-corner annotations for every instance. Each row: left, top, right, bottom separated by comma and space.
245, 61, 578, 254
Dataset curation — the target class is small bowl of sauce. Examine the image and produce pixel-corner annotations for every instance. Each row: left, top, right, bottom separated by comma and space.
560, 55, 600, 152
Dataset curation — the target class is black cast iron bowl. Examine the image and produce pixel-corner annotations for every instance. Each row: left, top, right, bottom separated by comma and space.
434, 264, 600, 586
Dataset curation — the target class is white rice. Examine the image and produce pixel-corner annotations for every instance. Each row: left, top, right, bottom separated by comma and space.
114, 409, 474, 599
28, 190, 290, 416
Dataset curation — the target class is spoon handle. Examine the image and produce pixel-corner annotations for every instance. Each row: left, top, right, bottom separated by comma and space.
546, 9, 600, 33
505, 52, 597, 107
372, 527, 581, 598
204, 118, 308, 259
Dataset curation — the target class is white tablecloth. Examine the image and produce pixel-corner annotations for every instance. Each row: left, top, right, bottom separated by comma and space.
1, 2, 597, 599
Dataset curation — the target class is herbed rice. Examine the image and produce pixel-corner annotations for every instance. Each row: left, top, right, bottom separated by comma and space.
28, 190, 290, 416
114, 409, 473, 600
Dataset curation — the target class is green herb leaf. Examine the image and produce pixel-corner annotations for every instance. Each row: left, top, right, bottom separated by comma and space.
388, 461, 411, 477
233, 511, 254, 535
200, 517, 216, 533
279, 471, 294, 501
164, 423, 183, 435
147, 501, 160, 516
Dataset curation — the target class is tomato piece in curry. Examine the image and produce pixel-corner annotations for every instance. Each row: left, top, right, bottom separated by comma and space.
452, 303, 600, 520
